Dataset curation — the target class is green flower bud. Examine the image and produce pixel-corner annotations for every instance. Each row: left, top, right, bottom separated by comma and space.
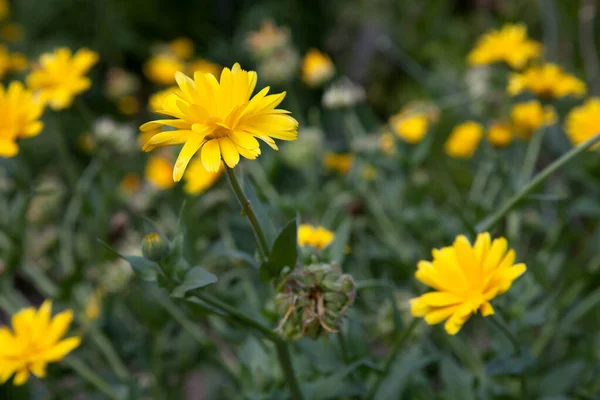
141, 233, 170, 262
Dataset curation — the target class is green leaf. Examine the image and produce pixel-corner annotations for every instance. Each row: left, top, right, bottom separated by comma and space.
97, 240, 157, 281
207, 244, 258, 269
171, 266, 217, 298
325, 218, 351, 264
262, 218, 298, 282
486, 351, 535, 376
375, 348, 434, 399
441, 357, 476, 400
539, 361, 586, 396
558, 287, 600, 336
302, 359, 373, 399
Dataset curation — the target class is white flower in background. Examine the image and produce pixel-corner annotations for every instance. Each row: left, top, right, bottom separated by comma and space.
322, 77, 366, 109
93, 117, 136, 153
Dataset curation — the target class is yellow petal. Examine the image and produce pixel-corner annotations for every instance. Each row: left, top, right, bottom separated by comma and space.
173, 134, 205, 182
201, 139, 222, 173
13, 368, 29, 385
218, 137, 240, 168
38, 337, 81, 362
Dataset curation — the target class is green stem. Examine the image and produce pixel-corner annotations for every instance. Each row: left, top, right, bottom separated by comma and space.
88, 327, 130, 382
477, 132, 600, 232
224, 166, 270, 262
274, 340, 304, 400
366, 318, 419, 400
53, 127, 78, 192
64, 356, 125, 400
518, 129, 545, 187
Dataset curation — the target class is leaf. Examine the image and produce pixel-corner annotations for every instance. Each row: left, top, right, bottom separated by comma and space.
302, 359, 372, 399
558, 287, 600, 336
261, 218, 298, 282
486, 350, 535, 376
326, 218, 351, 264
441, 357, 476, 400
207, 244, 258, 269
375, 348, 434, 400
539, 361, 586, 396
171, 266, 217, 298
97, 240, 158, 281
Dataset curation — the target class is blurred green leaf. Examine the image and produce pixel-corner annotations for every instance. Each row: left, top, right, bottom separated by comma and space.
486, 350, 536, 377
326, 218, 351, 264
171, 266, 218, 298
441, 357, 476, 400
539, 361, 586, 396
375, 347, 435, 400
261, 217, 298, 282
302, 359, 372, 399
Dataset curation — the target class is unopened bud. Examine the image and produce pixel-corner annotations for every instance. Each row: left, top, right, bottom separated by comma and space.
141, 233, 170, 262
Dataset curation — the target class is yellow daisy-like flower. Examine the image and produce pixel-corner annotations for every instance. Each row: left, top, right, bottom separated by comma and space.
0, 45, 27, 79
468, 23, 542, 69
301, 49, 335, 87
26, 47, 98, 110
564, 97, 600, 146
169, 37, 195, 60
511, 100, 556, 139
187, 58, 222, 78
298, 224, 335, 250
444, 121, 483, 159
323, 152, 353, 175
410, 233, 526, 335
390, 113, 429, 144
144, 54, 186, 85
183, 158, 223, 195
0, 300, 81, 385
84, 289, 103, 321
0, 81, 45, 157
508, 63, 586, 99
148, 86, 182, 112
487, 122, 513, 148
140, 63, 298, 180
145, 155, 176, 190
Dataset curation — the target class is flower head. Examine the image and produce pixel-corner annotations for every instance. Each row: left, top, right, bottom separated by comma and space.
0, 301, 81, 385
298, 224, 335, 250
444, 121, 483, 159
468, 23, 541, 69
145, 155, 176, 190
144, 54, 186, 85
301, 49, 335, 87
140, 63, 298, 180
565, 98, 600, 146
323, 152, 353, 174
27, 48, 98, 110
0, 81, 45, 157
508, 63, 586, 99
148, 86, 182, 112
390, 113, 429, 144
511, 100, 555, 139
169, 37, 195, 60
0, 45, 27, 79
487, 122, 513, 148
183, 158, 223, 195
410, 233, 526, 335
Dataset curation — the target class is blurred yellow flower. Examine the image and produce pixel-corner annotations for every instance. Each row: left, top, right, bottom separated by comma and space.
183, 158, 223, 195
0, 81, 45, 157
379, 131, 396, 155
140, 63, 298, 180
301, 49, 335, 87
145, 156, 176, 190
444, 121, 483, 159
0, 23, 24, 42
246, 20, 290, 57
468, 23, 541, 69
169, 37, 195, 60
187, 58, 221, 78
144, 54, 185, 85
323, 152, 353, 174
117, 95, 139, 115
85, 289, 103, 321
0, 300, 81, 385
508, 63, 586, 99
120, 173, 141, 194
0, 45, 27, 79
298, 224, 335, 250
0, 0, 9, 21
148, 86, 182, 112
27, 47, 98, 110
390, 113, 429, 144
487, 123, 513, 148
565, 98, 600, 146
511, 100, 555, 139
410, 233, 526, 335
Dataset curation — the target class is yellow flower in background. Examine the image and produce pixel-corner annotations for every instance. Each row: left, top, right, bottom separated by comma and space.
298, 224, 335, 250
187, 58, 221, 78
379, 131, 396, 155
468, 23, 541, 69
487, 123, 513, 148
565, 98, 600, 147
508, 63, 586, 99
27, 47, 98, 110
0, 300, 81, 385
148, 86, 182, 112
246, 19, 290, 57
301, 49, 335, 87
116, 95, 139, 115
144, 54, 185, 85
120, 173, 141, 195
444, 121, 483, 159
511, 100, 555, 139
145, 156, 176, 190
169, 37, 195, 60
0, 23, 24, 42
0, 81, 45, 157
323, 152, 353, 174
410, 233, 526, 335
390, 113, 429, 144
140, 63, 298, 180
0, 0, 9, 21
85, 289, 103, 321
184, 158, 223, 195
0, 45, 27, 79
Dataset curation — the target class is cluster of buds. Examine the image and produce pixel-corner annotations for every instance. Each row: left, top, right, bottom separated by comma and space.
275, 263, 356, 341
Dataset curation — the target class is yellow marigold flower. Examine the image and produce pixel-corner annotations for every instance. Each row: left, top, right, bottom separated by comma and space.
301, 49, 335, 87
323, 152, 353, 174
187, 58, 221, 78
487, 122, 513, 148
144, 54, 185, 85
184, 158, 223, 194
27, 47, 98, 110
120, 173, 141, 194
468, 23, 542, 69
390, 113, 429, 144
169, 37, 194, 60
145, 156, 176, 190
564, 97, 600, 146
0, 300, 81, 385
117, 95, 139, 115
298, 224, 335, 250
508, 63, 586, 99
410, 233, 526, 335
444, 121, 483, 159
0, 23, 24, 42
140, 63, 298, 180
148, 86, 182, 112
511, 100, 556, 139
0, 81, 45, 157
0, 45, 27, 79
379, 131, 396, 155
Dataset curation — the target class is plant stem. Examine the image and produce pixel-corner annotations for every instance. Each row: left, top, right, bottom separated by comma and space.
274, 340, 305, 400
366, 318, 419, 400
477, 132, 600, 232
224, 166, 270, 262
64, 356, 125, 400
88, 326, 130, 382
518, 129, 545, 187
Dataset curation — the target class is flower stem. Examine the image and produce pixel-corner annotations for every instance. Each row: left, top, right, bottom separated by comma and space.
64, 356, 125, 400
477, 132, 600, 232
366, 318, 419, 400
518, 128, 545, 187
274, 340, 304, 400
224, 166, 270, 262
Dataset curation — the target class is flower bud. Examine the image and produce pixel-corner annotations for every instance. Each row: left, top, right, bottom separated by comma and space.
141, 233, 170, 262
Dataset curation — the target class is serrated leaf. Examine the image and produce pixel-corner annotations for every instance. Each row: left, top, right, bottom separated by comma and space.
264, 218, 298, 281
171, 266, 217, 298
